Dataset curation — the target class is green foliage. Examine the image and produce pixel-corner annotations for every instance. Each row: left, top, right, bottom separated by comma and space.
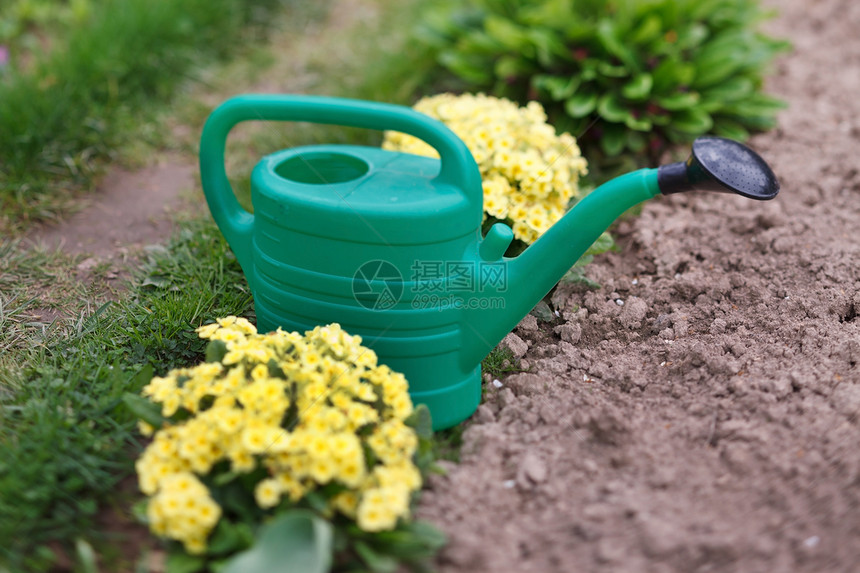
559, 229, 615, 288
0, 0, 93, 57
429, 424, 465, 464
482, 346, 524, 379
222, 511, 334, 573
132, 404, 445, 573
0, 0, 288, 231
0, 220, 254, 572
421, 0, 789, 163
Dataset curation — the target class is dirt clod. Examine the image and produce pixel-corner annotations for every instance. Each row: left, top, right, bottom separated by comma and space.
500, 332, 529, 359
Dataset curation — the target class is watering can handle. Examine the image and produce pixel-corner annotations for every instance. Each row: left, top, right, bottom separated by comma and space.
199, 94, 484, 268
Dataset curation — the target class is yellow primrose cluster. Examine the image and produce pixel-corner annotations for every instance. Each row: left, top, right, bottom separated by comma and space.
382, 93, 588, 244
135, 317, 422, 553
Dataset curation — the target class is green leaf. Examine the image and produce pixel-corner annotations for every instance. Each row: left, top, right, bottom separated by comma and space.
675, 23, 708, 50
579, 60, 599, 81
631, 15, 662, 45
221, 511, 333, 573
132, 500, 149, 525
652, 59, 695, 91
406, 404, 433, 439
128, 363, 155, 393
656, 92, 700, 111
672, 108, 713, 134
205, 339, 228, 363
75, 538, 98, 573
626, 131, 647, 153
693, 56, 741, 88
405, 520, 447, 551
208, 520, 254, 556
439, 51, 492, 84
599, 124, 627, 156
485, 15, 528, 51
701, 77, 754, 103
528, 28, 567, 67
597, 60, 629, 78
355, 541, 399, 573
495, 55, 530, 81
534, 74, 580, 100
166, 552, 206, 573
371, 521, 447, 559
713, 119, 750, 141
560, 267, 602, 289
565, 90, 598, 118
141, 274, 170, 289
531, 300, 554, 322
213, 470, 241, 486
621, 74, 653, 100
724, 93, 788, 115
266, 358, 286, 379
624, 115, 652, 132
596, 19, 637, 70
597, 94, 629, 123
122, 392, 164, 428
303, 490, 331, 514
584, 232, 615, 257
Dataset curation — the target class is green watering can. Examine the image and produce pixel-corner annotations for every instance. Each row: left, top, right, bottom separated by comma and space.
200, 94, 779, 430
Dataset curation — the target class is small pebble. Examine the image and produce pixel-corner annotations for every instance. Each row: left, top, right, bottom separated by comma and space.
803, 536, 820, 548
615, 299, 624, 306
503, 480, 516, 489
632, 278, 639, 285
492, 379, 503, 389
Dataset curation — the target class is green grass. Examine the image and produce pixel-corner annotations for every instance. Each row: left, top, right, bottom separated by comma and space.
482, 347, 524, 379
0, 0, 448, 568
0, 220, 255, 571
0, 0, 290, 234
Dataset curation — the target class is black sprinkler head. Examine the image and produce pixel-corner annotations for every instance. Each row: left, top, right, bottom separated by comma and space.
657, 136, 780, 200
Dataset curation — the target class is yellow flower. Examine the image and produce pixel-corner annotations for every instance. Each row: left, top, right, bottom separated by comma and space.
332, 491, 359, 517
254, 478, 282, 509
357, 489, 398, 532
383, 93, 588, 244
138, 421, 155, 437
136, 319, 424, 545
196, 322, 220, 339
229, 450, 256, 473
309, 457, 336, 483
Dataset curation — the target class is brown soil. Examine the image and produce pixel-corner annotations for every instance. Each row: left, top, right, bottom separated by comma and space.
418, 0, 860, 571
27, 159, 195, 259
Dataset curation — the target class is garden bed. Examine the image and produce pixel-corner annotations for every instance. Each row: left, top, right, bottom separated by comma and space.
418, 0, 860, 571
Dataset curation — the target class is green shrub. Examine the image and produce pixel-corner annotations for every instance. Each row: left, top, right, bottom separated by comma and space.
422, 0, 789, 163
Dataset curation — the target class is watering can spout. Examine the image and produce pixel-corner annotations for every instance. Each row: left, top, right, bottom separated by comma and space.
462, 136, 780, 368
462, 169, 661, 367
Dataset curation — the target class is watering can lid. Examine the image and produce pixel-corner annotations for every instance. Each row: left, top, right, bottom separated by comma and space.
252, 144, 482, 244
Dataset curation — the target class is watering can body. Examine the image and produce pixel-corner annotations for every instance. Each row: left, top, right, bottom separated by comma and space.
200, 95, 503, 430
200, 95, 779, 430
